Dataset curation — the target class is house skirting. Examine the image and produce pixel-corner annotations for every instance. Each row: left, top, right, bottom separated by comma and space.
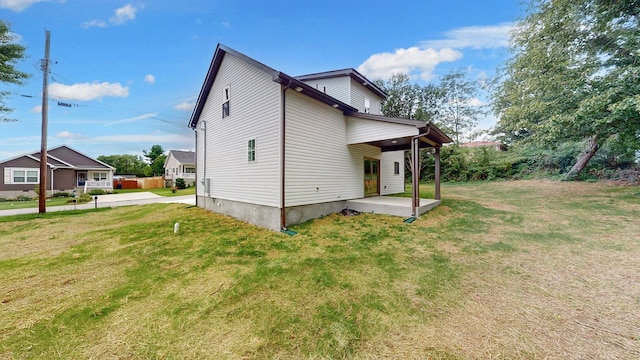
197, 195, 346, 231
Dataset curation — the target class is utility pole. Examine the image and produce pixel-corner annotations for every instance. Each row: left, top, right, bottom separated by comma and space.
38, 30, 50, 213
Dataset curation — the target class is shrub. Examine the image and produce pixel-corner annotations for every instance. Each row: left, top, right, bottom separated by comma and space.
52, 192, 71, 198
0, 197, 6, 202
175, 178, 187, 189
16, 195, 32, 201
88, 189, 107, 195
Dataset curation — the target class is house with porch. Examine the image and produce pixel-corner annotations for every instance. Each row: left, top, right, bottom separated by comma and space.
0, 145, 114, 198
189, 44, 452, 231
163, 150, 196, 187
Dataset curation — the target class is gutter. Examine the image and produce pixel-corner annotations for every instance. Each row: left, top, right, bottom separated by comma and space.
280, 80, 291, 233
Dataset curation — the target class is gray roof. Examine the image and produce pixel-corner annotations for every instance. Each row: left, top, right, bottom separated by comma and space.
169, 150, 195, 164
0, 145, 114, 170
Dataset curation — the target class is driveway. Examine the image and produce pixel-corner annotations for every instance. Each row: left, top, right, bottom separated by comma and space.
0, 192, 196, 217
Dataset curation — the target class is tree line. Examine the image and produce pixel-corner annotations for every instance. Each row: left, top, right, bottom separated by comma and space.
97, 145, 167, 177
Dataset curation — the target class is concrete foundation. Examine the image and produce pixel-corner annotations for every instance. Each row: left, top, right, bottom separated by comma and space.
196, 195, 440, 232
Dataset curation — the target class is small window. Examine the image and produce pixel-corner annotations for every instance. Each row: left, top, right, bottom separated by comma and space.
394, 161, 400, 175
13, 170, 25, 183
222, 85, 230, 118
248, 139, 256, 162
364, 97, 370, 114
92, 172, 107, 181
11, 168, 39, 184
184, 167, 196, 174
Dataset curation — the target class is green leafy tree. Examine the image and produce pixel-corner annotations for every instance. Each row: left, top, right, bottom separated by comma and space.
492, 0, 640, 179
436, 69, 485, 144
97, 154, 149, 177
143, 145, 166, 176
0, 20, 30, 118
374, 73, 442, 121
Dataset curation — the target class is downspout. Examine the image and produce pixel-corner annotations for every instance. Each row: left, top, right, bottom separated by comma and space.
194, 127, 199, 206
50, 167, 55, 195
280, 81, 292, 231
410, 126, 431, 217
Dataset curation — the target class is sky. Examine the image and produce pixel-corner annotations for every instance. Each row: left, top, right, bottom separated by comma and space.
0, 0, 525, 160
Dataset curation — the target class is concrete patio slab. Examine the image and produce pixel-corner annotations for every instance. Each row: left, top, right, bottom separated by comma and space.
345, 196, 440, 218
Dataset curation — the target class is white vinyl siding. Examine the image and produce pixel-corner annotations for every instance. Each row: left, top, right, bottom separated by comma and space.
380, 151, 405, 195
350, 79, 383, 115
196, 124, 206, 196
300, 76, 350, 105
346, 117, 419, 144
285, 91, 363, 206
199, 53, 281, 206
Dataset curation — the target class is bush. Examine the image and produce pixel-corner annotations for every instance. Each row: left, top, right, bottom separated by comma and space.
52, 192, 71, 198
0, 197, 6, 202
88, 189, 107, 195
16, 195, 32, 201
67, 193, 92, 204
175, 178, 187, 189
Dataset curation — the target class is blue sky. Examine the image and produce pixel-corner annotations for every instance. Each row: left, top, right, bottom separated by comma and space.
1, 0, 524, 160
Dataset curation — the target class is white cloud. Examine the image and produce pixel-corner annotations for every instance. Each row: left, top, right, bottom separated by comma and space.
144, 74, 155, 85
81, 19, 107, 29
110, 4, 137, 25
357, 47, 462, 81
0, 0, 50, 12
174, 102, 194, 111
30, 105, 42, 113
420, 23, 514, 50
49, 82, 129, 101
358, 23, 514, 81
105, 113, 158, 126
81, 3, 140, 29
55, 130, 85, 139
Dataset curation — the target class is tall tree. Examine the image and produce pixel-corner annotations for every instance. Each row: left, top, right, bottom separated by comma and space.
143, 145, 166, 176
0, 20, 30, 118
436, 69, 485, 144
374, 73, 442, 121
97, 154, 149, 177
492, 0, 640, 178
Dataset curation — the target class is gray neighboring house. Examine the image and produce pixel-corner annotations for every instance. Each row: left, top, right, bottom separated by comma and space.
189, 44, 452, 231
164, 150, 196, 187
0, 145, 115, 198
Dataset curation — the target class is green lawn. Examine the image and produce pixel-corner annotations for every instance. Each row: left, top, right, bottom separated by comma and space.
0, 187, 195, 211
0, 180, 638, 359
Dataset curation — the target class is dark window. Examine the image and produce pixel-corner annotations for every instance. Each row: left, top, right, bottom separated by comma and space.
394, 161, 400, 175
222, 86, 230, 118
248, 139, 256, 162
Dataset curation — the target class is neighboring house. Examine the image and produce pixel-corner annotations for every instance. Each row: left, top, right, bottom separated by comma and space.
0, 145, 114, 198
461, 141, 507, 151
189, 44, 452, 231
164, 150, 196, 187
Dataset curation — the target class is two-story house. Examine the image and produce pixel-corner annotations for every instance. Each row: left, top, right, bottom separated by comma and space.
189, 44, 451, 231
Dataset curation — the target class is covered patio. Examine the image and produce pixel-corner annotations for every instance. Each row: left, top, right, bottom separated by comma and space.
347, 113, 453, 218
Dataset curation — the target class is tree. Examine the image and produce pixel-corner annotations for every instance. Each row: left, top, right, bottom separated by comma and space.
0, 20, 30, 118
374, 73, 442, 121
436, 69, 485, 144
143, 145, 166, 176
492, 0, 640, 179
97, 154, 149, 177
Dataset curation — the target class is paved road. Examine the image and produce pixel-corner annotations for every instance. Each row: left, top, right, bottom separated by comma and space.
0, 192, 196, 217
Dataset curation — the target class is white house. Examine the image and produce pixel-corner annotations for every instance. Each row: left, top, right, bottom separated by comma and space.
189, 44, 452, 231
163, 150, 196, 187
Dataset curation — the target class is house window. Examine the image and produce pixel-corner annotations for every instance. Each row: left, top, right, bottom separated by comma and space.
394, 161, 400, 175
92, 172, 107, 181
222, 85, 230, 118
248, 139, 256, 162
364, 97, 370, 114
184, 167, 196, 174
10, 169, 39, 184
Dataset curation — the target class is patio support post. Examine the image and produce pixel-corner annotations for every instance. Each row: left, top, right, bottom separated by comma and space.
434, 146, 441, 200
411, 136, 420, 217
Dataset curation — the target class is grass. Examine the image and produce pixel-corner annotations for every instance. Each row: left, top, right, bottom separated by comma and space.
0, 180, 638, 359
0, 187, 195, 211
